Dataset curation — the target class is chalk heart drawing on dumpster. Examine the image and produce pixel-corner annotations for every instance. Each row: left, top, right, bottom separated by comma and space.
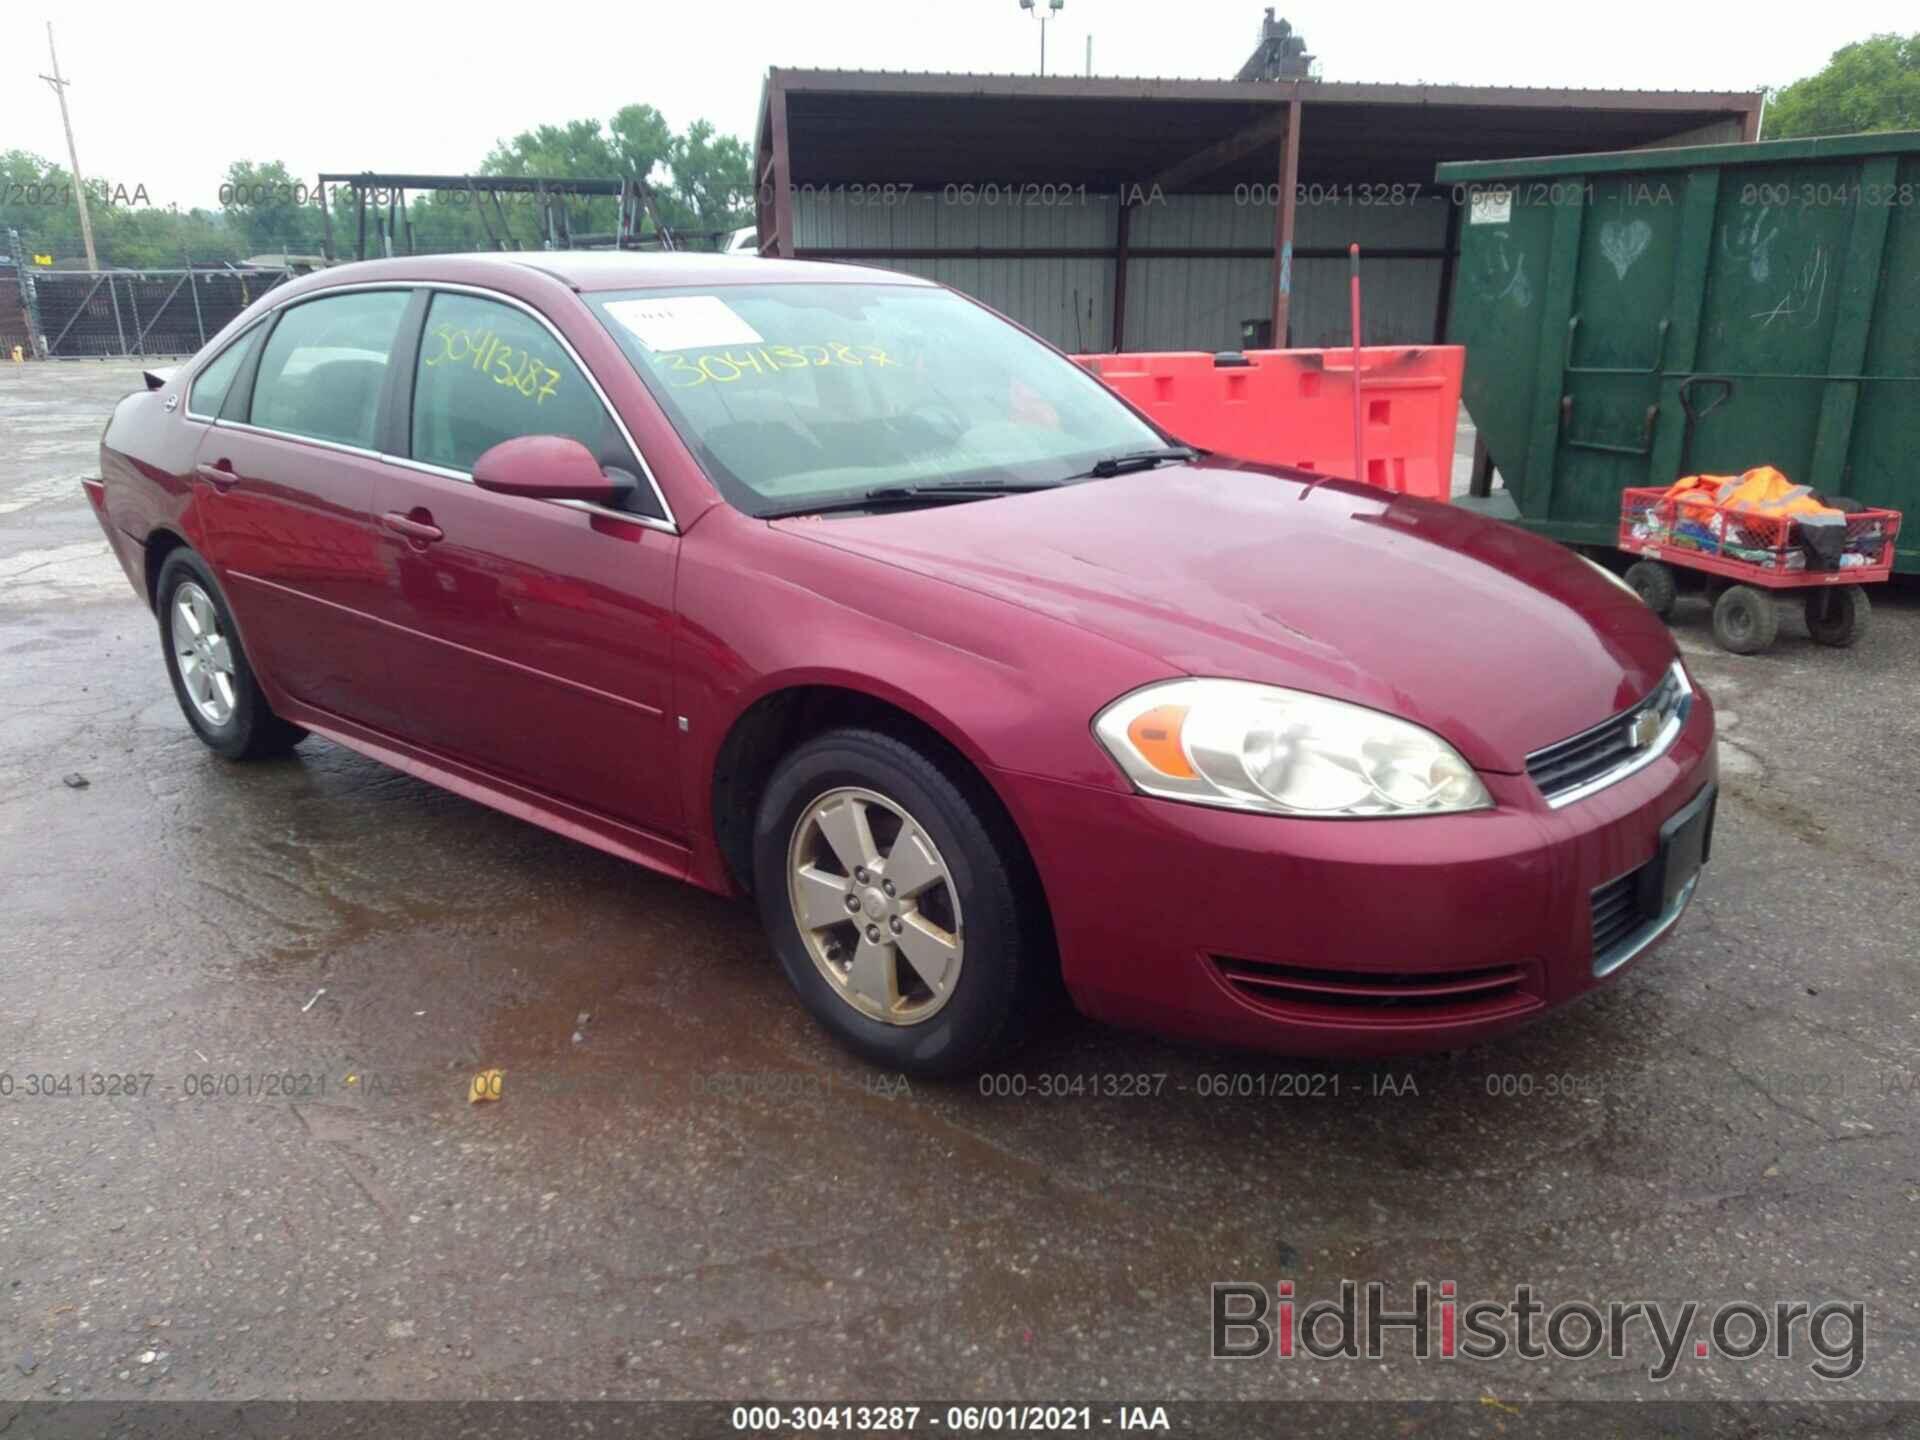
1599, 219, 1653, 281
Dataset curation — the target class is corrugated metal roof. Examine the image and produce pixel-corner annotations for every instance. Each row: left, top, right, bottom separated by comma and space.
767, 68, 1764, 106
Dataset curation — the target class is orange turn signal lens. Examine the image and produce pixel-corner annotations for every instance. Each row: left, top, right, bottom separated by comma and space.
1126, 704, 1195, 779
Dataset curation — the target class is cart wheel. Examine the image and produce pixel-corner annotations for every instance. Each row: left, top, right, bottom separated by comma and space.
1805, 584, 1871, 648
1711, 584, 1779, 655
1624, 560, 1677, 618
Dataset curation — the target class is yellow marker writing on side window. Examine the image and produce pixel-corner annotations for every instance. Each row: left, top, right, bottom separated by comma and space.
423, 327, 561, 404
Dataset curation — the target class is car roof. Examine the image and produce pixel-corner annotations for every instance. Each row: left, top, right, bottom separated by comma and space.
303, 251, 935, 294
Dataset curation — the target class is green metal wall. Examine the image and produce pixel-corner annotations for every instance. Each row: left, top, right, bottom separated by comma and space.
1439, 132, 1920, 570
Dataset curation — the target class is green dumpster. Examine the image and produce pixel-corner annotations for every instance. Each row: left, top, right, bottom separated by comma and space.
1437, 131, 1920, 571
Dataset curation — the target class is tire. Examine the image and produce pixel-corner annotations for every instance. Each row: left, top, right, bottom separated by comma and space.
752, 727, 1045, 1077
156, 549, 307, 760
1710, 583, 1779, 655
1623, 559, 1677, 619
1805, 584, 1870, 647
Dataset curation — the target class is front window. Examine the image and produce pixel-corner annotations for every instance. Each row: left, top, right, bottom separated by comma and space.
411, 292, 640, 487
590, 283, 1164, 516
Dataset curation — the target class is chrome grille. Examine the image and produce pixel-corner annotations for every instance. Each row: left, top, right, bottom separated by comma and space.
1526, 663, 1691, 807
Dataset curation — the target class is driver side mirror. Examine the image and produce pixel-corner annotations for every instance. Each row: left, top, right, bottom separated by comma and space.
471, 435, 635, 506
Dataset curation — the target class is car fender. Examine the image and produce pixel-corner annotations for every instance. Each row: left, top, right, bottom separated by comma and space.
673, 508, 1172, 892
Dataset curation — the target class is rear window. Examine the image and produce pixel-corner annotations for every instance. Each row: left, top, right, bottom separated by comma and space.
248, 290, 411, 449
187, 330, 252, 419
589, 283, 1160, 516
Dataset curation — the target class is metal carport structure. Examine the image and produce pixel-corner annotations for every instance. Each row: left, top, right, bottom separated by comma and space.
753, 69, 1762, 352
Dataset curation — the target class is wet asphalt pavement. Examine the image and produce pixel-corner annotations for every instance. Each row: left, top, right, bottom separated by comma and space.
2, 361, 1918, 1417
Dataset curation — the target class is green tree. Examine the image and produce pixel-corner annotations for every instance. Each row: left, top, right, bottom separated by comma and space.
1766, 32, 1920, 138
609, 104, 675, 188
670, 120, 754, 237
474, 107, 753, 248
1, 150, 82, 261
402, 188, 493, 255
220, 159, 325, 256
95, 204, 237, 268
195, 108, 756, 266
479, 117, 628, 246
3, 149, 242, 267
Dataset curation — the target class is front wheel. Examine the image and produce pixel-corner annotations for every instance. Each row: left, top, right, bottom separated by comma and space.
1711, 583, 1779, 655
752, 728, 1045, 1076
1623, 559, 1677, 619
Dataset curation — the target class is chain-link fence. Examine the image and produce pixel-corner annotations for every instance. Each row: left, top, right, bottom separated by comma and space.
0, 279, 28, 358
5, 259, 291, 360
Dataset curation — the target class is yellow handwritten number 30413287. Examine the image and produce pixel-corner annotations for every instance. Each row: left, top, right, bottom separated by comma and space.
665, 342, 898, 388
424, 325, 562, 405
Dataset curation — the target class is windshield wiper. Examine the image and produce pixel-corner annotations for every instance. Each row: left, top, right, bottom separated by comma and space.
1075, 446, 1200, 479
762, 480, 1053, 520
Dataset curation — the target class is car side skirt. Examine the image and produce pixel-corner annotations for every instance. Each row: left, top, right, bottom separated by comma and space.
273, 695, 697, 889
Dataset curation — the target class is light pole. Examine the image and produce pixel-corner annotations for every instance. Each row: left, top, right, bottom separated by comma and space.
1018, 0, 1064, 76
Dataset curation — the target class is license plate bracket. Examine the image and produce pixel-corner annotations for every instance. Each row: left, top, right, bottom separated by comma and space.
1636, 781, 1716, 921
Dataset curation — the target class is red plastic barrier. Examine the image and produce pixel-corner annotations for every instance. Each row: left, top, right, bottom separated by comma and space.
1073, 346, 1465, 502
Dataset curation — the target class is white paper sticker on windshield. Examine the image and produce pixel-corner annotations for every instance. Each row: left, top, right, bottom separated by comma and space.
604, 296, 764, 352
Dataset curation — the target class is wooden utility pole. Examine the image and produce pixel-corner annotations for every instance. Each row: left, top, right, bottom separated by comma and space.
1269, 87, 1302, 348
39, 23, 100, 273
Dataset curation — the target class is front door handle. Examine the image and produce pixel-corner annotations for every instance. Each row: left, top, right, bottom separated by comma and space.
381, 511, 444, 545
195, 462, 238, 492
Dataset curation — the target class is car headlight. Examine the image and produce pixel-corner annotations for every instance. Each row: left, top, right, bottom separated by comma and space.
1093, 679, 1492, 818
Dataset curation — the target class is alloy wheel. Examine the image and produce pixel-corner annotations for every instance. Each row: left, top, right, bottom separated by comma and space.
171, 580, 236, 726
786, 786, 964, 1024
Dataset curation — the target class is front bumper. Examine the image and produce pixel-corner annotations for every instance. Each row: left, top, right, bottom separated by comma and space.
992, 683, 1717, 1058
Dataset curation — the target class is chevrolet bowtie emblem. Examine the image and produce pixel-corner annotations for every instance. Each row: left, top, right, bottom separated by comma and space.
1630, 710, 1661, 750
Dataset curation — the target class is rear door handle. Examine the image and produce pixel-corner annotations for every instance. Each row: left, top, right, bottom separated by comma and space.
195, 463, 238, 492
381, 511, 444, 544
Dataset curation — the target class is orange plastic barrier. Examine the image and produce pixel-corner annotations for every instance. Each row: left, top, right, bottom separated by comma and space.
1073, 346, 1465, 502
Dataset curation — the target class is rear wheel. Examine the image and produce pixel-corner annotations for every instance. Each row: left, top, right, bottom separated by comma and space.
1710, 583, 1779, 655
752, 728, 1043, 1076
156, 550, 307, 760
1623, 559, 1677, 618
1805, 584, 1870, 647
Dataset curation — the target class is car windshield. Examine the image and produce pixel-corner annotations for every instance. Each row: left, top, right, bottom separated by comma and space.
590, 282, 1167, 516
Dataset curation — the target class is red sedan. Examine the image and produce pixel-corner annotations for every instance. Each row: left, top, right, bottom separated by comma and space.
89, 253, 1716, 1075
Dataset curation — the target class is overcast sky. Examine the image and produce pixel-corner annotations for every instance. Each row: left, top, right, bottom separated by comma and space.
3, 0, 1910, 210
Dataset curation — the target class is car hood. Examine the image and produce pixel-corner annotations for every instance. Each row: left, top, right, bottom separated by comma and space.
772, 461, 1680, 772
